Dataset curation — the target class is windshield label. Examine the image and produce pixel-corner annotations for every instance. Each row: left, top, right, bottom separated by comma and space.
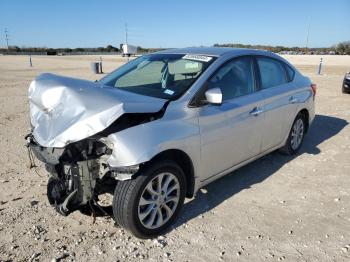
164, 89, 175, 95
182, 54, 212, 62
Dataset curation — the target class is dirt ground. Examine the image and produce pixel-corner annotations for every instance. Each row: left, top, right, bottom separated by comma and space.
0, 54, 349, 262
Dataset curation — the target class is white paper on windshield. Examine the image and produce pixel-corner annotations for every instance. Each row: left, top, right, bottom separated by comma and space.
182, 54, 212, 62
164, 89, 175, 95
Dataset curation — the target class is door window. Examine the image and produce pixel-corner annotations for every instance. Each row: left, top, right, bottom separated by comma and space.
208, 57, 255, 101
257, 57, 287, 89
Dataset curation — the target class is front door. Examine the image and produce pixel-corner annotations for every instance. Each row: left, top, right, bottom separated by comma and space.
198, 56, 265, 180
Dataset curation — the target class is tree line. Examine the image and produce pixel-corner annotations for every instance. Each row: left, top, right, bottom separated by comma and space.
1, 42, 349, 55
213, 41, 350, 55
0, 45, 120, 54
0, 45, 162, 54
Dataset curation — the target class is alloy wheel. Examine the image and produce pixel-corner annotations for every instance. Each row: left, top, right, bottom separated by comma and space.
290, 118, 304, 150
138, 172, 180, 229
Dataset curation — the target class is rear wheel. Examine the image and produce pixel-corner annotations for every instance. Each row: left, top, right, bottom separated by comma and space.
112, 160, 186, 238
280, 113, 306, 155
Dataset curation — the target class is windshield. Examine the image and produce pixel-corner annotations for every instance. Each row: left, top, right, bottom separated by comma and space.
99, 53, 215, 99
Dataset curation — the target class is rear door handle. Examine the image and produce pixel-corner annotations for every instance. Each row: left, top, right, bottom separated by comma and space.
289, 96, 298, 104
249, 107, 263, 116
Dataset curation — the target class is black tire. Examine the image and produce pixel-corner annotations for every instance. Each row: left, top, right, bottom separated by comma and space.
112, 160, 186, 238
279, 113, 306, 155
47, 177, 67, 206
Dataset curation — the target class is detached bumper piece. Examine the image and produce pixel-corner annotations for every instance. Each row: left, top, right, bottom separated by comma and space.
110, 165, 140, 181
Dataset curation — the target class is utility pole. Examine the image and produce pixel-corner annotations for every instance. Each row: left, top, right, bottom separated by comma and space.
305, 18, 310, 53
4, 28, 9, 49
125, 23, 128, 44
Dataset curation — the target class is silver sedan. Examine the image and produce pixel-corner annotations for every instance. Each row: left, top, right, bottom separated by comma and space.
27, 47, 315, 238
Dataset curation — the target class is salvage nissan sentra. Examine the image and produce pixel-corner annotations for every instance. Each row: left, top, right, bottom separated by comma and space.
26, 47, 315, 238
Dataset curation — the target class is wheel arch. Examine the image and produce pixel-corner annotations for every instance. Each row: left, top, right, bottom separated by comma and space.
146, 149, 195, 198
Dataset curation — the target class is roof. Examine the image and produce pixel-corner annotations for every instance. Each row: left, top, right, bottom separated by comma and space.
156, 47, 272, 57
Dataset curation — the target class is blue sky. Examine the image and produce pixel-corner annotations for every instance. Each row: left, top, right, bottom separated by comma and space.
0, 0, 349, 48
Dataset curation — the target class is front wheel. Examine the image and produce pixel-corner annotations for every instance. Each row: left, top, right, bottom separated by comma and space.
112, 160, 186, 238
280, 113, 306, 155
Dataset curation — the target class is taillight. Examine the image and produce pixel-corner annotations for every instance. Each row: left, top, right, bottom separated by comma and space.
311, 83, 317, 99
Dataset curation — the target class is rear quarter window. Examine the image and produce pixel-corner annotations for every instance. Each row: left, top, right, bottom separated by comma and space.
285, 64, 295, 82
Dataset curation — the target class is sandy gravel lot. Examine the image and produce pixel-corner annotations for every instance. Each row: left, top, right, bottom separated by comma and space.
0, 54, 349, 262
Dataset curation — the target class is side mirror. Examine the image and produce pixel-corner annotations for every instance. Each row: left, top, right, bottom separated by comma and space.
205, 88, 222, 105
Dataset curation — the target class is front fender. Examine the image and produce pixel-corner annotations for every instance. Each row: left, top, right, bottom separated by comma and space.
106, 115, 200, 170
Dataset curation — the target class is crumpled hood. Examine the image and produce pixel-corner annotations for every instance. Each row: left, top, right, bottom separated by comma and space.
29, 73, 166, 148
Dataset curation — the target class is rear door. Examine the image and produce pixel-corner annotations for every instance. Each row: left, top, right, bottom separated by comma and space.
256, 56, 297, 152
198, 56, 265, 180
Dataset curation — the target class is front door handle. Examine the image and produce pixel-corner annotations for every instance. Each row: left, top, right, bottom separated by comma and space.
289, 96, 298, 104
249, 107, 263, 116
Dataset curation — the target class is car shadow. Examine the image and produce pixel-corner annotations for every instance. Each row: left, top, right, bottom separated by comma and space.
174, 114, 348, 228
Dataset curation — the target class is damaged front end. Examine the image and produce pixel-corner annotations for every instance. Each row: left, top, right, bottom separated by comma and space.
26, 73, 167, 216
26, 134, 123, 215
